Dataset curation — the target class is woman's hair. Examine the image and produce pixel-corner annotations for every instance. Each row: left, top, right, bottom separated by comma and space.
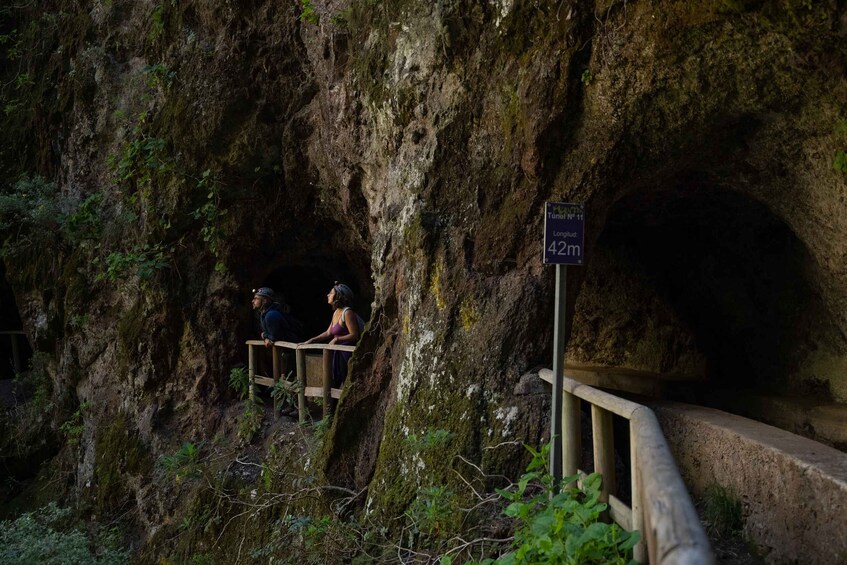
331, 282, 354, 308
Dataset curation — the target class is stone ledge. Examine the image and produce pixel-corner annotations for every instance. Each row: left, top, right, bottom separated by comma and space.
650, 401, 847, 564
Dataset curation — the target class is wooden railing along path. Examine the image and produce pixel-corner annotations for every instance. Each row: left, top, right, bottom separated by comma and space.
539, 368, 714, 565
0, 330, 25, 374
246, 340, 355, 423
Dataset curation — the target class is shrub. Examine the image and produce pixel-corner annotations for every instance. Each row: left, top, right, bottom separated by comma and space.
0, 504, 128, 564
0, 176, 66, 253
228, 367, 250, 400
491, 444, 639, 565
159, 441, 202, 483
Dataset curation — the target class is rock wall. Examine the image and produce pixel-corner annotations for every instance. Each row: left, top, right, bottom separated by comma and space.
1, 0, 846, 544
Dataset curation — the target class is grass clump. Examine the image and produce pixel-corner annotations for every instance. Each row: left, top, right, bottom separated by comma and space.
702, 483, 743, 537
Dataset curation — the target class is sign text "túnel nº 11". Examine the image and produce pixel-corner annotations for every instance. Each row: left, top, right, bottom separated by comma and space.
543, 202, 585, 265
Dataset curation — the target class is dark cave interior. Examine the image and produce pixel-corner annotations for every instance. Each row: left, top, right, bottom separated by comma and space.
596, 173, 830, 398
254, 260, 373, 342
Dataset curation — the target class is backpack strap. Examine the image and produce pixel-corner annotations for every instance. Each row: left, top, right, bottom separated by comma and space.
340, 307, 350, 328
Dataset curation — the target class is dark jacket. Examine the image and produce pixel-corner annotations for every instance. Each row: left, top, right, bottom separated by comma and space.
260, 303, 300, 343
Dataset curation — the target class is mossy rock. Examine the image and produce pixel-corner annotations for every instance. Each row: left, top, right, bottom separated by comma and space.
92, 412, 152, 517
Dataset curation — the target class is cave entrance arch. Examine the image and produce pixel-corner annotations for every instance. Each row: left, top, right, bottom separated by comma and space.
0, 261, 32, 379
590, 174, 836, 400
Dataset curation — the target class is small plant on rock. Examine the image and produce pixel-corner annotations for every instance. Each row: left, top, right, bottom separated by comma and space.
228, 367, 250, 400
159, 441, 202, 483
237, 398, 264, 442
58, 402, 89, 447
300, 0, 319, 24
702, 483, 742, 537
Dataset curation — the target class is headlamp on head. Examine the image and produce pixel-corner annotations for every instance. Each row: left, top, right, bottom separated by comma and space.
253, 287, 275, 300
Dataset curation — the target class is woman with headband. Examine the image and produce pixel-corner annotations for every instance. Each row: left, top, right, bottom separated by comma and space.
303, 282, 363, 388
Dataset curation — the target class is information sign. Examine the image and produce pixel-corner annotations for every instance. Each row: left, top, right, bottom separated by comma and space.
543, 202, 585, 265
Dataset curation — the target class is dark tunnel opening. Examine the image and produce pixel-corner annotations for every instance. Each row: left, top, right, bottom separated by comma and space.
259, 262, 372, 341
596, 173, 831, 398
238, 250, 374, 347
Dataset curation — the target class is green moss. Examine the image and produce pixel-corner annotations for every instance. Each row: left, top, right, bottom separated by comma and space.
92, 413, 151, 517
428, 257, 447, 310
500, 83, 524, 151
365, 335, 484, 525
459, 298, 479, 330
117, 300, 146, 354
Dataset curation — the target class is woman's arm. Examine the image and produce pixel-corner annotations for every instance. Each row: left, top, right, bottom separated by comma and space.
303, 321, 333, 344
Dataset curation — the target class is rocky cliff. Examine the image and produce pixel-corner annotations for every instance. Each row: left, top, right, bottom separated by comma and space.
1, 0, 845, 558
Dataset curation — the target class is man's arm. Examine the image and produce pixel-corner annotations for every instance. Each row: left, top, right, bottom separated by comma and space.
264, 310, 285, 344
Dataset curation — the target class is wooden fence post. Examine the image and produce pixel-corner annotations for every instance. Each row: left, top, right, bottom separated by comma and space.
271, 345, 280, 417
322, 349, 332, 421
248, 343, 255, 404
10, 334, 21, 374
296, 348, 306, 424
563, 390, 581, 485
631, 417, 644, 563
592, 404, 615, 510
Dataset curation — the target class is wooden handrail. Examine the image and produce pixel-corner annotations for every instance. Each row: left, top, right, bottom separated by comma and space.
245, 339, 357, 423
244, 339, 356, 352
539, 368, 713, 565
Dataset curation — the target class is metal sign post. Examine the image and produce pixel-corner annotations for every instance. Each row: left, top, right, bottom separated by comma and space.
543, 202, 585, 487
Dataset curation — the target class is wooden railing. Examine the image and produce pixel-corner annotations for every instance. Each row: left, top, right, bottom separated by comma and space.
539, 368, 714, 565
245, 340, 355, 423
0, 330, 25, 374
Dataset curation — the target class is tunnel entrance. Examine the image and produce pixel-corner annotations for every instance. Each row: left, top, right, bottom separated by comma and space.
0, 261, 32, 379
591, 173, 837, 399
258, 262, 372, 340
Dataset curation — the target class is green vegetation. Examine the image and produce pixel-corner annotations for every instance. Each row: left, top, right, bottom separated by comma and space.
143, 63, 175, 90
149, 4, 166, 40
0, 176, 66, 254
833, 151, 847, 174
0, 177, 105, 259
190, 169, 227, 273
493, 444, 639, 564
97, 243, 171, 282
300, 0, 319, 24
160, 442, 202, 483
406, 428, 455, 452
702, 483, 743, 537
237, 398, 264, 442
58, 402, 89, 447
107, 112, 171, 191
0, 352, 55, 462
0, 504, 128, 564
64, 192, 104, 243
405, 485, 457, 539
92, 413, 152, 517
271, 372, 301, 409
228, 367, 250, 399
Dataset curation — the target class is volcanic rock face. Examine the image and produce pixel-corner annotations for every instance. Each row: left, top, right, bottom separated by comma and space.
1, 0, 845, 538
